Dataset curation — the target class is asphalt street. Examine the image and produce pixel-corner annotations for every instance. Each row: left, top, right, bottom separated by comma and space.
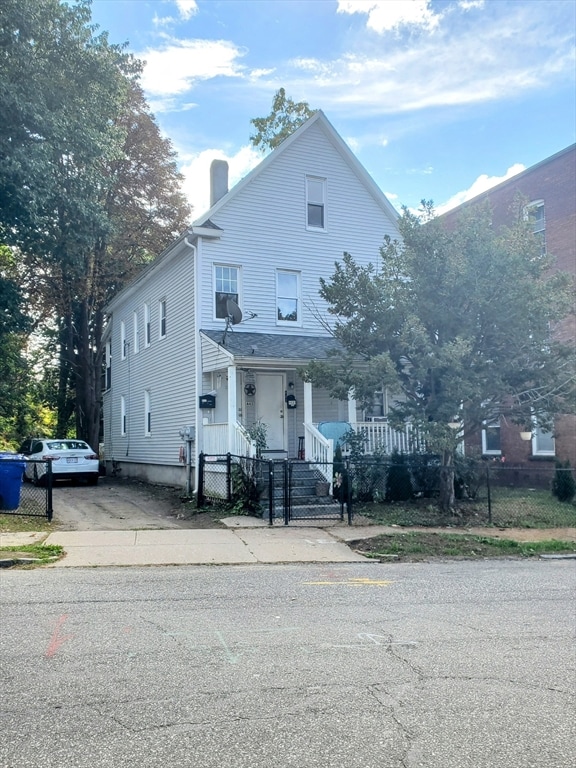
1, 559, 574, 767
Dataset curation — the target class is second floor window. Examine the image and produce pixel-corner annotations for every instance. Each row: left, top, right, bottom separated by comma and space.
215, 265, 239, 319
144, 303, 151, 347
159, 299, 167, 338
120, 321, 126, 359
277, 270, 301, 324
133, 311, 139, 354
104, 341, 111, 390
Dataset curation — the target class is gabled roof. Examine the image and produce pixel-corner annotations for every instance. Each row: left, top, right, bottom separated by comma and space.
193, 110, 399, 227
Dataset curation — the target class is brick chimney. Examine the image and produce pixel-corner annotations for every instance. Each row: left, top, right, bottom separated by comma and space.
210, 159, 229, 207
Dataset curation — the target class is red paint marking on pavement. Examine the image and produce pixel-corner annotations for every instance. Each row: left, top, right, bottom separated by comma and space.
45, 614, 74, 658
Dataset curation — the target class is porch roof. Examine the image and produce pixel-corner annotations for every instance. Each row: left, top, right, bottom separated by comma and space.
200, 330, 344, 364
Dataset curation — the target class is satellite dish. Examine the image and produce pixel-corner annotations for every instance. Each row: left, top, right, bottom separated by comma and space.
226, 299, 243, 325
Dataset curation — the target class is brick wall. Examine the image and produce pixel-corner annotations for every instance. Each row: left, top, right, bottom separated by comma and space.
442, 145, 575, 468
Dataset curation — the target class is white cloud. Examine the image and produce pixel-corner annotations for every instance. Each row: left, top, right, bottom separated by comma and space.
139, 38, 246, 96
337, 0, 441, 34
179, 145, 262, 216
436, 163, 526, 214
175, 0, 198, 20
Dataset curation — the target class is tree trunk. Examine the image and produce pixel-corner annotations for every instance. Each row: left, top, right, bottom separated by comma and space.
438, 448, 455, 514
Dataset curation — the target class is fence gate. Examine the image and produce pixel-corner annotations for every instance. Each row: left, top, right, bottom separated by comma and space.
197, 454, 352, 525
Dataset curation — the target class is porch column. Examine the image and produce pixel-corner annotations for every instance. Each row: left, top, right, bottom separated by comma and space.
227, 365, 237, 449
347, 388, 357, 425
304, 380, 312, 427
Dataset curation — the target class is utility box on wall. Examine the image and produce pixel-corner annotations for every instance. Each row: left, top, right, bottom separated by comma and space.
199, 394, 216, 409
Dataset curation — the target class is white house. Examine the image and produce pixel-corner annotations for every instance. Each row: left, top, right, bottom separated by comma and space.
102, 111, 410, 488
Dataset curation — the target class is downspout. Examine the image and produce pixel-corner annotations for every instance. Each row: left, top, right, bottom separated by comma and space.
184, 234, 201, 492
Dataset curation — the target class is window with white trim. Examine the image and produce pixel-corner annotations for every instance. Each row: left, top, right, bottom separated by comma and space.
133, 310, 139, 354
120, 320, 126, 360
104, 341, 111, 390
214, 265, 239, 319
121, 395, 127, 436
482, 419, 501, 455
525, 200, 546, 255
532, 422, 555, 456
276, 270, 301, 324
306, 176, 326, 230
144, 390, 151, 436
144, 303, 151, 347
159, 299, 167, 339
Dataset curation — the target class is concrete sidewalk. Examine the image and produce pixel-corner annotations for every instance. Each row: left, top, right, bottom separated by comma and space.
2, 520, 575, 568
0, 523, 369, 567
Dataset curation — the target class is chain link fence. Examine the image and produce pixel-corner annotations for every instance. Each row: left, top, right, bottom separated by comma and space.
197, 453, 575, 529
347, 457, 576, 529
0, 457, 53, 522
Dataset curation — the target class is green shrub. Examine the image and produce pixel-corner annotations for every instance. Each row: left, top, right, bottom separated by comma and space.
385, 449, 413, 502
551, 460, 576, 503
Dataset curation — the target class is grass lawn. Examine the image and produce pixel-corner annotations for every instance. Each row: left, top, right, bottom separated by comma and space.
350, 532, 576, 560
355, 487, 575, 529
0, 513, 53, 533
0, 543, 63, 566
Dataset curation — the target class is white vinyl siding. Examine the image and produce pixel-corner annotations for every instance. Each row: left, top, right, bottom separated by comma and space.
198, 120, 399, 335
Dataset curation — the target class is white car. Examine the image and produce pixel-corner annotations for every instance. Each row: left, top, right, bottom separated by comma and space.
19, 438, 100, 485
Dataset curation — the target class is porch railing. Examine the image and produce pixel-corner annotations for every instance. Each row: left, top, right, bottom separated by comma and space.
303, 423, 334, 488
352, 421, 422, 454
202, 421, 256, 458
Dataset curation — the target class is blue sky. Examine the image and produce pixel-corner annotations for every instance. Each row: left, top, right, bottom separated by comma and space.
90, 0, 576, 218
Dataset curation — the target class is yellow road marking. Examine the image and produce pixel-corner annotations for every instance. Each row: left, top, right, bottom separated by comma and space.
302, 578, 394, 586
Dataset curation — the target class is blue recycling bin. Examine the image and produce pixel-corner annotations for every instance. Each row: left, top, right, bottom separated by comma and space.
0, 453, 26, 511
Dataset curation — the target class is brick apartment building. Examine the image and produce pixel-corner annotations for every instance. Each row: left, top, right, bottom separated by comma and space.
441, 144, 575, 469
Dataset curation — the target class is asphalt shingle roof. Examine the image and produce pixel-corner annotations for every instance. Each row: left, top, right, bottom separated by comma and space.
200, 330, 344, 361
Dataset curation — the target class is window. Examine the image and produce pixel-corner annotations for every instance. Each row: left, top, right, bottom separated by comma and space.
144, 390, 151, 436
276, 270, 301, 324
159, 299, 167, 338
120, 321, 126, 359
532, 422, 555, 456
525, 200, 546, 255
306, 176, 326, 230
144, 303, 151, 347
482, 419, 501, 455
121, 395, 127, 436
133, 311, 139, 354
104, 341, 111, 390
214, 265, 239, 319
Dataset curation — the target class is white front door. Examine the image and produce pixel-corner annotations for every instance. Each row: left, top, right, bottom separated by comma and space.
255, 373, 285, 451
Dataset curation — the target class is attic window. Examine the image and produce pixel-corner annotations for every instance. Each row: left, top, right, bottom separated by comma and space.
306, 176, 326, 230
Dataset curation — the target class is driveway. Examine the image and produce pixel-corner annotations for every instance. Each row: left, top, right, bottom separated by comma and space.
50, 476, 219, 531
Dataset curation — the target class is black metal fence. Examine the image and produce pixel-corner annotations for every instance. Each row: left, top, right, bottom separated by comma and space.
198, 453, 575, 529
0, 458, 53, 522
197, 453, 349, 525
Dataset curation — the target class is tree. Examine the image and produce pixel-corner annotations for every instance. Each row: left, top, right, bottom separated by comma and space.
250, 87, 316, 152
0, 1, 191, 449
304, 202, 575, 512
